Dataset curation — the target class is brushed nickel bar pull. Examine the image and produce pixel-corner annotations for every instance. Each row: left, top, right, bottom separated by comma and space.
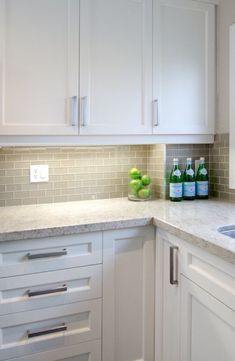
27, 323, 67, 338
27, 284, 67, 298
153, 98, 159, 127
170, 246, 178, 285
27, 249, 67, 260
81, 96, 88, 127
71, 96, 78, 126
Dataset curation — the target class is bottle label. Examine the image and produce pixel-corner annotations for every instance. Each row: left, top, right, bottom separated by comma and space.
200, 168, 207, 176
173, 169, 181, 177
186, 169, 194, 176
170, 183, 182, 198
184, 182, 196, 197
197, 181, 208, 196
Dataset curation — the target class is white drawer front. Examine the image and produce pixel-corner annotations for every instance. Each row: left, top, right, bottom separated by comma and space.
0, 232, 102, 277
181, 244, 235, 310
0, 299, 101, 360
0, 264, 102, 315
8, 340, 101, 361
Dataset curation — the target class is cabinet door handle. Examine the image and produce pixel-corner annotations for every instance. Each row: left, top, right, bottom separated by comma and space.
27, 284, 67, 298
170, 246, 178, 285
27, 249, 67, 260
81, 96, 88, 127
71, 96, 78, 126
27, 323, 67, 338
153, 98, 159, 127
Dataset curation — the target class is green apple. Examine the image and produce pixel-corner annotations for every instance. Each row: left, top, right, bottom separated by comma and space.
128, 167, 142, 180
141, 175, 151, 186
129, 179, 143, 192
138, 188, 151, 199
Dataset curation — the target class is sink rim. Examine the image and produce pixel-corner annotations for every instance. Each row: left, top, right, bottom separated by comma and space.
218, 225, 235, 238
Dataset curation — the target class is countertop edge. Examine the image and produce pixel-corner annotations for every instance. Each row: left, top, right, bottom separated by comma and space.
153, 218, 235, 265
0, 217, 153, 242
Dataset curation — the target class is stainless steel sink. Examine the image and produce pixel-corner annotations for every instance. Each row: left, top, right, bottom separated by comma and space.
218, 226, 235, 239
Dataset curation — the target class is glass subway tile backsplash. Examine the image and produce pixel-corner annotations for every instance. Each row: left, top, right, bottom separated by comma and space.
0, 135, 233, 207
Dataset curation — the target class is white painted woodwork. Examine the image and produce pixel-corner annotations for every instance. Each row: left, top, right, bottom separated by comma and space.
9, 340, 101, 361
153, 0, 215, 134
0, 0, 79, 135
0, 232, 102, 277
156, 228, 235, 361
103, 226, 155, 361
155, 229, 180, 361
0, 299, 101, 360
0, 133, 215, 146
0, 264, 102, 315
230, 24, 235, 188
181, 276, 235, 361
80, 0, 153, 135
181, 242, 235, 311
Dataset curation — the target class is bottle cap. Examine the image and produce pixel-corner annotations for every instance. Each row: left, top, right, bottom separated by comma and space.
200, 157, 205, 164
186, 158, 192, 162
173, 158, 178, 162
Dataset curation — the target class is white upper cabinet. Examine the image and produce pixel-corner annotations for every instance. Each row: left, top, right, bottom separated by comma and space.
79, 0, 153, 135
153, 0, 215, 135
0, 0, 216, 143
0, 0, 79, 135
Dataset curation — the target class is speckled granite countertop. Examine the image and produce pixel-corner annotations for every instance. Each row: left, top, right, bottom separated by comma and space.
0, 198, 235, 264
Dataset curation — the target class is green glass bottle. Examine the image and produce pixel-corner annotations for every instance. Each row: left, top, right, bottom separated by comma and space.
183, 158, 196, 200
196, 157, 209, 199
169, 158, 183, 202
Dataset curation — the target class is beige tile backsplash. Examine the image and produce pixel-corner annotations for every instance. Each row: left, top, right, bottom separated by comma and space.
147, 144, 166, 199
0, 136, 233, 207
0, 146, 149, 206
209, 133, 235, 201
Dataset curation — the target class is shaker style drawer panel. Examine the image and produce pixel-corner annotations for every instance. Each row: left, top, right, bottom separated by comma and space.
0, 299, 101, 361
181, 244, 235, 310
7, 340, 101, 361
0, 232, 102, 277
0, 264, 102, 315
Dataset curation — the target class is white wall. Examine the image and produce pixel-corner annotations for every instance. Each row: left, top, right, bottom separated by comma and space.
217, 0, 235, 133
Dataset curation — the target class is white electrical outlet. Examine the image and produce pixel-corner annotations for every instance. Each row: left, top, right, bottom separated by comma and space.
30, 165, 49, 183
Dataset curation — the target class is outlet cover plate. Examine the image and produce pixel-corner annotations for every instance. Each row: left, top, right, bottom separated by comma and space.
30, 165, 49, 183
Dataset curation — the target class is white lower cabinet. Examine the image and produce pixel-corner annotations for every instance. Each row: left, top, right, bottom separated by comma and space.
0, 232, 102, 361
155, 235, 180, 361
2, 225, 234, 361
181, 276, 235, 361
0, 226, 156, 361
103, 226, 155, 361
156, 228, 235, 361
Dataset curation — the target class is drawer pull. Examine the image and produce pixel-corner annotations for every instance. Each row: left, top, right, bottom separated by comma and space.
27, 323, 67, 338
170, 246, 178, 285
27, 249, 67, 260
27, 284, 67, 298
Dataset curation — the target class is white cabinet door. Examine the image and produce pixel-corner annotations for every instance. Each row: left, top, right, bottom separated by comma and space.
153, 0, 215, 134
0, 0, 79, 135
103, 226, 155, 361
155, 230, 180, 361
80, 0, 153, 135
181, 275, 235, 361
